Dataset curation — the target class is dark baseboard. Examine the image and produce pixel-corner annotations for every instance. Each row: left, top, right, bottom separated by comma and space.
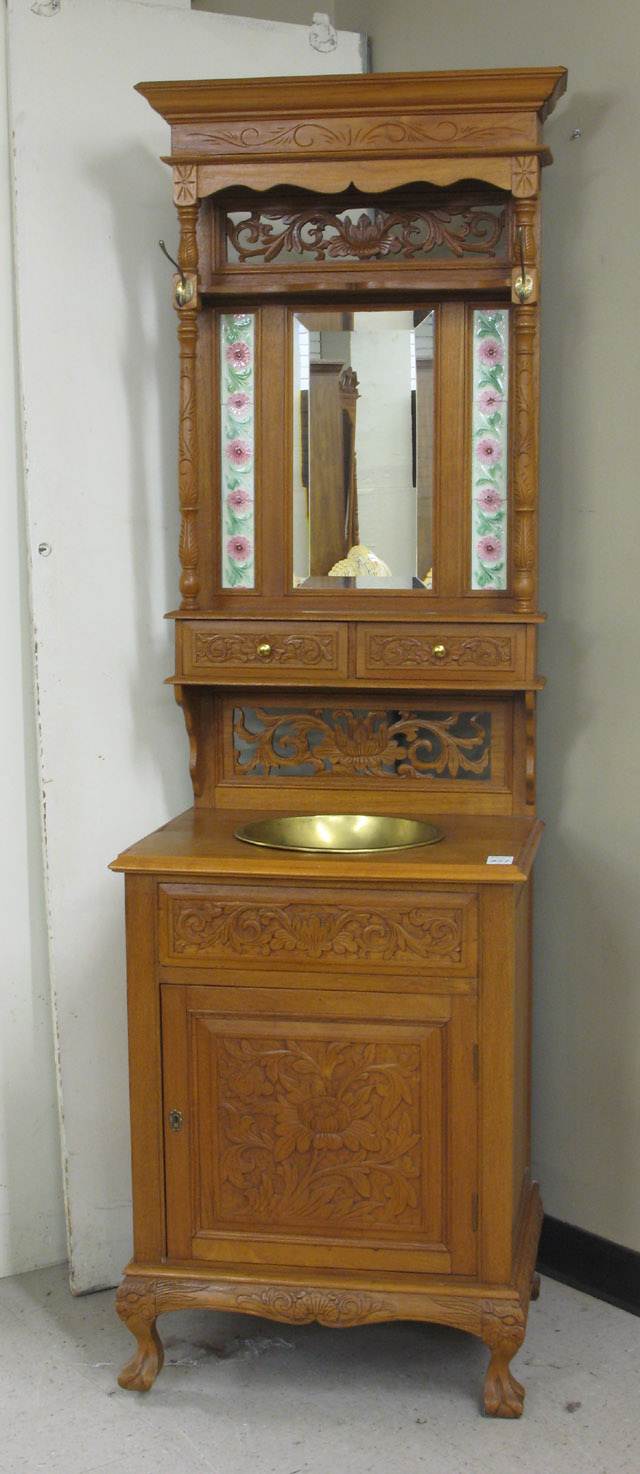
537, 1214, 640, 1317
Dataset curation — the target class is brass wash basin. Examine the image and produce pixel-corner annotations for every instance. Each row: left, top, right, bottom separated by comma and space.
235, 814, 444, 854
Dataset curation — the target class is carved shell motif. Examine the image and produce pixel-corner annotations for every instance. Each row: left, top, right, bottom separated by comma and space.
235, 1287, 388, 1325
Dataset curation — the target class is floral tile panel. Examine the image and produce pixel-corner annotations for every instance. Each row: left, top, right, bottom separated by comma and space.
471, 310, 509, 591
221, 313, 255, 588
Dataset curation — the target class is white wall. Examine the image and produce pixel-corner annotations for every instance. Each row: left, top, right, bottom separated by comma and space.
339, 0, 640, 1253
5, 0, 363, 1289
0, 12, 67, 1279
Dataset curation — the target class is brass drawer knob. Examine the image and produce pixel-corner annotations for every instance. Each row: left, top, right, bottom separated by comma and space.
432, 643, 447, 660
256, 641, 273, 659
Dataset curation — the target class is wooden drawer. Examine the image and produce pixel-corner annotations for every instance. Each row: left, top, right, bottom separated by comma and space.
356, 623, 526, 683
182, 620, 348, 681
158, 883, 478, 978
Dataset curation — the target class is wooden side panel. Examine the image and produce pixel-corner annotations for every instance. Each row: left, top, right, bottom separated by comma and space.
512, 879, 533, 1237
478, 884, 516, 1283
124, 875, 165, 1262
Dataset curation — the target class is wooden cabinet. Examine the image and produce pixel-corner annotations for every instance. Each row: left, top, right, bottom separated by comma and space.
112, 68, 566, 1415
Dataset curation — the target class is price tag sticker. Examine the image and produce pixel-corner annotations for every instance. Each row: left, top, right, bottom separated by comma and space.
486, 855, 514, 865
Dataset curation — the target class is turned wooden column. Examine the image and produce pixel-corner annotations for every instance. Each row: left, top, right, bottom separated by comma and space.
175, 184, 200, 611
512, 194, 540, 612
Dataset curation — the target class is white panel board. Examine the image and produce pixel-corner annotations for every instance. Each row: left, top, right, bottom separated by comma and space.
0, 13, 67, 1278
8, 0, 364, 1291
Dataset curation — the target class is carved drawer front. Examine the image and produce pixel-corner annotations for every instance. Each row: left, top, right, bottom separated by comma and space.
182, 621, 348, 681
356, 623, 526, 683
158, 883, 478, 977
161, 984, 478, 1276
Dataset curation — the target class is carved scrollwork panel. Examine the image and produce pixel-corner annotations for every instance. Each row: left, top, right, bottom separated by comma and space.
232, 706, 493, 781
226, 200, 507, 265
160, 891, 468, 967
185, 115, 533, 158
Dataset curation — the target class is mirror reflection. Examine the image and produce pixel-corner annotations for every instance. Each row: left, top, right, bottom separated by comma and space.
292, 309, 434, 590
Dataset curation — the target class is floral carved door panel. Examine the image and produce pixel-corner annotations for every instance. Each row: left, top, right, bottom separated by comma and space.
161, 984, 478, 1276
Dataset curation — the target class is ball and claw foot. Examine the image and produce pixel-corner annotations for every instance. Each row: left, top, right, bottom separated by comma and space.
483, 1351, 525, 1418
530, 1272, 541, 1301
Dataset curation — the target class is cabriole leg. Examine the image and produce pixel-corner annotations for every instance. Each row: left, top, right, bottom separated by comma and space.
116, 1276, 164, 1391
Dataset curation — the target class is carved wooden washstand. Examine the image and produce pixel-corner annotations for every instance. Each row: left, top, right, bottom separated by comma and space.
112, 67, 566, 1415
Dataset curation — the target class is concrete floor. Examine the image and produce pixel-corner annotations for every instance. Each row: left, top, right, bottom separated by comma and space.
0, 1264, 637, 1473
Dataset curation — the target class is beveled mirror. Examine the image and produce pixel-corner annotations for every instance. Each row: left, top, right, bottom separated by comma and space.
291, 308, 435, 590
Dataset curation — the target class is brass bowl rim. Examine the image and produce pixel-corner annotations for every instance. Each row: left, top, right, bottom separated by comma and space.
234, 814, 444, 854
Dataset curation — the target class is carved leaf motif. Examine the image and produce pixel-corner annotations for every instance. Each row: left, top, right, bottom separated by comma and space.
215, 1036, 424, 1230
167, 896, 464, 965
226, 201, 506, 264
233, 706, 491, 780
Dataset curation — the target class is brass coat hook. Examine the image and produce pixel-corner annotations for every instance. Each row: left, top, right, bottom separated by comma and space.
514, 226, 534, 303
158, 239, 195, 307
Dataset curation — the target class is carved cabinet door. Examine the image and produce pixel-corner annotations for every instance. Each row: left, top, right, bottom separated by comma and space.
161, 980, 478, 1277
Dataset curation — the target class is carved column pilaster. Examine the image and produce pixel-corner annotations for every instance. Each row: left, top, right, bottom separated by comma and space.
512, 198, 539, 610
176, 201, 200, 610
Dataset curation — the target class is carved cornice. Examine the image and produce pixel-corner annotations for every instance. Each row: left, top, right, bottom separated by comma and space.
137, 70, 567, 146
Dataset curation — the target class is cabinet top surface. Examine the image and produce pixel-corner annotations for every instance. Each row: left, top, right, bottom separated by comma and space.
136, 68, 567, 125
111, 808, 543, 883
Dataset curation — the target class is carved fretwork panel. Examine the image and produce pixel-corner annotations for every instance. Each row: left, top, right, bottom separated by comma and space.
226, 700, 508, 788
160, 987, 478, 1273
225, 197, 508, 266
